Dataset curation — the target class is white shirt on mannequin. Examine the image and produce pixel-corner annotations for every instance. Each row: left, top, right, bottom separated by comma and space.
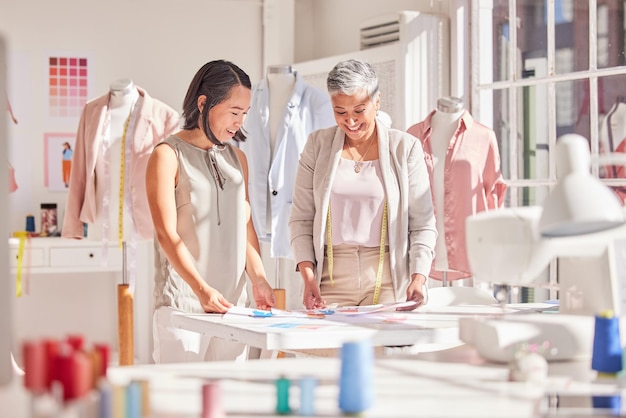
266, 65, 296, 234
89, 78, 140, 241
430, 96, 464, 272
268, 65, 296, 155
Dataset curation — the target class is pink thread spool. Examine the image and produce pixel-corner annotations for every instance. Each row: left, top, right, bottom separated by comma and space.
202, 381, 225, 418
23, 340, 46, 393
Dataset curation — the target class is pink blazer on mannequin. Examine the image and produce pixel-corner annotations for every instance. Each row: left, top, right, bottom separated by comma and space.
62, 87, 180, 239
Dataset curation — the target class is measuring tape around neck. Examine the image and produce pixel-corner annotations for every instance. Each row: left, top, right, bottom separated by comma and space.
118, 114, 131, 249
326, 201, 388, 304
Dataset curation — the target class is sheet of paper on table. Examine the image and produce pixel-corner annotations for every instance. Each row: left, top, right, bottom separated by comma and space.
224, 301, 418, 320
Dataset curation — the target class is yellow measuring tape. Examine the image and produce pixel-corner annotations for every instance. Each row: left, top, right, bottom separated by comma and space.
326, 201, 388, 304
14, 231, 27, 297
118, 115, 131, 249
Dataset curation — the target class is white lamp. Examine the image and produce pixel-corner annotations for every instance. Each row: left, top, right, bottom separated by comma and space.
539, 134, 625, 237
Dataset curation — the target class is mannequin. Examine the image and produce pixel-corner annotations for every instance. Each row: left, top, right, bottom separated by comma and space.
265, 65, 296, 309
89, 79, 140, 241
240, 64, 335, 308
430, 96, 464, 279
407, 96, 507, 286
599, 97, 626, 201
267, 65, 296, 159
266, 65, 296, 236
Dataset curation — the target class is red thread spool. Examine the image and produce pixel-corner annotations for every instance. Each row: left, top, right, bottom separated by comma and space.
22, 340, 46, 393
66, 334, 85, 352
43, 339, 59, 390
53, 344, 92, 401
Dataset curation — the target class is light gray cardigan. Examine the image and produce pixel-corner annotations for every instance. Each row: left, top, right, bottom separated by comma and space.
289, 120, 437, 300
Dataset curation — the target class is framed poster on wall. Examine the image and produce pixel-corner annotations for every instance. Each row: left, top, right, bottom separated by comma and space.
44, 132, 75, 192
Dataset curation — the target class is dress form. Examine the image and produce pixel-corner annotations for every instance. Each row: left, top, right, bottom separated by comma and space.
266, 65, 295, 235
430, 97, 464, 281
89, 79, 139, 241
266, 65, 296, 303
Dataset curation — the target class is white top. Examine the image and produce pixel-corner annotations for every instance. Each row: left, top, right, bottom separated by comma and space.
266, 71, 296, 234
89, 80, 139, 241
329, 158, 386, 247
430, 106, 464, 271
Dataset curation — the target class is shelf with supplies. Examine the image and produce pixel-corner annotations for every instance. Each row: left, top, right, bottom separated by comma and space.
9, 236, 156, 365
8, 237, 123, 274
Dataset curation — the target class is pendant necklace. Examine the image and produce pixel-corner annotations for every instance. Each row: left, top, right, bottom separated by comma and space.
345, 135, 376, 173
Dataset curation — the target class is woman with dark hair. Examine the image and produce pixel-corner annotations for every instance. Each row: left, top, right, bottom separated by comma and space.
146, 60, 275, 363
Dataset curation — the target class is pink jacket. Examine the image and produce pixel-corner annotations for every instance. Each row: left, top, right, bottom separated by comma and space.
407, 110, 507, 280
62, 87, 180, 239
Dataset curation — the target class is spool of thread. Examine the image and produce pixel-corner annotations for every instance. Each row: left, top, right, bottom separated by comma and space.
54, 344, 92, 401
137, 379, 150, 417
43, 339, 59, 390
338, 339, 374, 415
275, 376, 291, 415
592, 394, 622, 413
298, 376, 317, 416
22, 340, 46, 393
126, 381, 142, 418
591, 311, 623, 374
202, 381, 225, 418
66, 334, 85, 351
25, 215, 35, 233
98, 379, 112, 418
113, 385, 126, 418
89, 349, 103, 389
94, 343, 111, 378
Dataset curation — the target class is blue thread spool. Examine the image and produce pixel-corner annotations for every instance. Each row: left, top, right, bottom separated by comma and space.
592, 394, 622, 413
125, 381, 141, 418
591, 311, 623, 374
275, 376, 291, 415
25, 214, 35, 232
299, 376, 317, 416
338, 339, 374, 414
98, 379, 112, 418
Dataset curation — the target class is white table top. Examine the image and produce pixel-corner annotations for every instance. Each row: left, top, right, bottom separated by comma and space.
169, 303, 553, 353
102, 345, 623, 418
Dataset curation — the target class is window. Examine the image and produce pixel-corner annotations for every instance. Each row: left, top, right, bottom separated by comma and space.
472, 0, 626, 300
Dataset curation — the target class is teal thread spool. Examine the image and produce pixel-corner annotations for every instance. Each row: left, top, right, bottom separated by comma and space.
275, 375, 291, 415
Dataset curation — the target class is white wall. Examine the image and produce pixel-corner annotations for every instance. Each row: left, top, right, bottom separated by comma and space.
294, 0, 448, 62
292, 0, 469, 105
1, 0, 264, 231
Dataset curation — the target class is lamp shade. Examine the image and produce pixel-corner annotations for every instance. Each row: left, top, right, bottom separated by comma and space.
539, 134, 625, 237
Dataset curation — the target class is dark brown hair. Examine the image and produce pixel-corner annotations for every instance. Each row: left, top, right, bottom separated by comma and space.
181, 60, 252, 145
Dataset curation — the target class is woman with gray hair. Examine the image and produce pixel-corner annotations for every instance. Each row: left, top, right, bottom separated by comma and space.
289, 58, 437, 311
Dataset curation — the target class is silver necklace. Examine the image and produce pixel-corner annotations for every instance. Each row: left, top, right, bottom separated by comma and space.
344, 136, 376, 173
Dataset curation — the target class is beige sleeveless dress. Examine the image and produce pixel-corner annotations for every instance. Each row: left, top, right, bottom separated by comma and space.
153, 135, 249, 312
152, 135, 253, 363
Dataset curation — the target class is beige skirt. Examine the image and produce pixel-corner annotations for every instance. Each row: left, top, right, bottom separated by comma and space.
321, 244, 395, 307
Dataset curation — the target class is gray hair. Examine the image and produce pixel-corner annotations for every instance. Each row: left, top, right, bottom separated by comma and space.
326, 59, 379, 100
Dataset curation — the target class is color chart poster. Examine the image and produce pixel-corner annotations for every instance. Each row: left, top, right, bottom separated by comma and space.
45, 52, 95, 120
